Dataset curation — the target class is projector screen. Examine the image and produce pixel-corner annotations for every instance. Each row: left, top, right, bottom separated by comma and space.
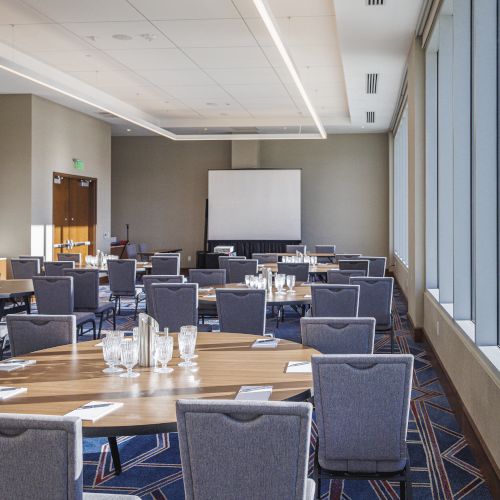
208, 169, 301, 240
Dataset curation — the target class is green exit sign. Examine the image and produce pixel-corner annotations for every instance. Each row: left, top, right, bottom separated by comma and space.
73, 159, 84, 171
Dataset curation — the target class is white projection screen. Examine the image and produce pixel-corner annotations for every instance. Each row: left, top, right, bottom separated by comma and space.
208, 169, 301, 240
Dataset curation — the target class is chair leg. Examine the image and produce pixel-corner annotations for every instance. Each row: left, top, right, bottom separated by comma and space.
134, 296, 139, 320
91, 319, 96, 341
98, 314, 104, 339
400, 481, 406, 500
112, 307, 116, 329
118, 297, 121, 315
391, 326, 395, 354
108, 437, 122, 475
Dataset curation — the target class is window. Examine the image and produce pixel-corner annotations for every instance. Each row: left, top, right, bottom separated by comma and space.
393, 105, 409, 266
425, 0, 499, 347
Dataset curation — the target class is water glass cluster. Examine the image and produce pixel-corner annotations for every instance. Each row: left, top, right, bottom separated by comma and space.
244, 274, 267, 289
282, 254, 317, 265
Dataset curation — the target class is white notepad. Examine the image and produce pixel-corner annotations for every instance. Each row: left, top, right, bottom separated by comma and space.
0, 359, 36, 371
200, 287, 213, 292
304, 294, 312, 298
0, 386, 27, 400
235, 386, 272, 401
252, 338, 279, 348
202, 294, 216, 299
95, 342, 103, 347
65, 401, 123, 422
286, 361, 312, 373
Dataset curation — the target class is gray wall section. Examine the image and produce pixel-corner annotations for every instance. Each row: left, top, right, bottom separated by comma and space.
111, 133, 389, 266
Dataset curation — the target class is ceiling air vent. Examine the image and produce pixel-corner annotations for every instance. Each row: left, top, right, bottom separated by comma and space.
367, 73, 378, 94
366, 111, 375, 124
366, 0, 384, 5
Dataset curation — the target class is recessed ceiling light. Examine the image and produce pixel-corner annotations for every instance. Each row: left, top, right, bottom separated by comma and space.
139, 33, 157, 42
206, 102, 216, 106
204, 127, 208, 131
112, 34, 133, 41
126, 128, 132, 132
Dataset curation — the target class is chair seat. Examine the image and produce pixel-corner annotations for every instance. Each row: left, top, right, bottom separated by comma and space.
111, 288, 143, 298
77, 302, 115, 315
74, 311, 96, 326
84, 493, 141, 500
197, 324, 213, 332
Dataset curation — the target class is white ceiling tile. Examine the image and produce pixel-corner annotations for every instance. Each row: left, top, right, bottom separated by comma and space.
161, 85, 233, 101
298, 66, 345, 86
0, 0, 51, 24
153, 19, 256, 48
22, 0, 143, 22
68, 70, 150, 88
138, 69, 214, 87
205, 67, 281, 86
128, 0, 240, 20
63, 22, 174, 50
277, 16, 338, 47
244, 18, 274, 47
0, 23, 91, 51
288, 45, 343, 68
184, 47, 269, 69
96, 85, 172, 101
234, 0, 335, 18
104, 48, 197, 70
224, 84, 294, 105
32, 50, 125, 72
157, 109, 202, 119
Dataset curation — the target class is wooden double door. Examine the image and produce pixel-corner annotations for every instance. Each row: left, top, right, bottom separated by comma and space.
52, 172, 97, 261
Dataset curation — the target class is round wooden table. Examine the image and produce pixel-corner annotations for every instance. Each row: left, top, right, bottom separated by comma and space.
259, 263, 338, 275
0, 333, 317, 437
198, 283, 313, 306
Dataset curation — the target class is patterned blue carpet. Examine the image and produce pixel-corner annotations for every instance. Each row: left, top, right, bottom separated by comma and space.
11, 285, 491, 498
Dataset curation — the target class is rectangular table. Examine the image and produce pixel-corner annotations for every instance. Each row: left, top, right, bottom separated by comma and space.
0, 279, 34, 320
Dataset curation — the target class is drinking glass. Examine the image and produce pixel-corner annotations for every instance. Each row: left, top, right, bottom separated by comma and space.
286, 274, 296, 294
178, 325, 197, 367
245, 274, 252, 287
119, 339, 140, 378
249, 275, 258, 289
258, 277, 266, 289
102, 335, 123, 373
154, 334, 174, 373
275, 273, 286, 294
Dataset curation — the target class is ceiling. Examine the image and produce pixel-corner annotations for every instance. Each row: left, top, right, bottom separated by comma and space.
0, 0, 424, 138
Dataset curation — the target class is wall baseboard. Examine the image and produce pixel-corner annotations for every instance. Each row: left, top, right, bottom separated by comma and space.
421, 327, 500, 493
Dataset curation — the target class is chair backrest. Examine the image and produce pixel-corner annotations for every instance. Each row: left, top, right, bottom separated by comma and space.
176, 399, 312, 500
228, 259, 258, 283
33, 276, 74, 315
188, 269, 226, 287
143, 275, 184, 318
286, 244, 306, 254
251, 253, 278, 264
0, 413, 83, 500
151, 255, 180, 275
277, 262, 310, 282
107, 259, 137, 295
361, 256, 387, 277
11, 258, 40, 279
350, 277, 394, 329
57, 253, 81, 264
138, 242, 149, 253
7, 314, 77, 356
338, 259, 370, 274
216, 289, 266, 335
63, 268, 99, 310
315, 245, 336, 263
44, 261, 75, 277
312, 354, 414, 473
151, 283, 198, 331
311, 284, 359, 317
327, 269, 366, 284
300, 317, 375, 354
19, 255, 44, 269
126, 243, 137, 259
335, 253, 361, 263
218, 255, 246, 274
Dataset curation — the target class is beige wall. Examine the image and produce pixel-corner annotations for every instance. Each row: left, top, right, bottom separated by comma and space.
260, 134, 389, 257
0, 95, 32, 258
31, 96, 112, 258
111, 137, 232, 267
111, 134, 389, 267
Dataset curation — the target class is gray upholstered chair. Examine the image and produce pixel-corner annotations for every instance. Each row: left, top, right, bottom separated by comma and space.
300, 317, 375, 354
277, 262, 310, 282
45, 260, 75, 277
314, 245, 336, 263
151, 283, 200, 332
32, 276, 96, 339
6, 314, 76, 356
176, 399, 315, 500
338, 259, 370, 275
107, 259, 143, 319
19, 255, 44, 271
0, 413, 140, 500
335, 253, 361, 264
327, 269, 366, 284
188, 269, 226, 287
310, 284, 359, 318
312, 354, 414, 498
286, 244, 306, 254
228, 259, 258, 283
350, 276, 395, 353
143, 275, 183, 318
252, 253, 278, 264
151, 255, 180, 276
11, 258, 40, 279
57, 253, 82, 264
218, 255, 246, 275
63, 268, 116, 337
125, 243, 138, 259
216, 288, 266, 335
361, 256, 387, 277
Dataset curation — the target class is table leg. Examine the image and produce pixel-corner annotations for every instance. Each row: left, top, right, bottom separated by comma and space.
108, 436, 122, 475
24, 296, 31, 314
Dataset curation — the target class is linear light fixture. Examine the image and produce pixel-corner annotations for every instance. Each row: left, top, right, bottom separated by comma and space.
252, 0, 327, 139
